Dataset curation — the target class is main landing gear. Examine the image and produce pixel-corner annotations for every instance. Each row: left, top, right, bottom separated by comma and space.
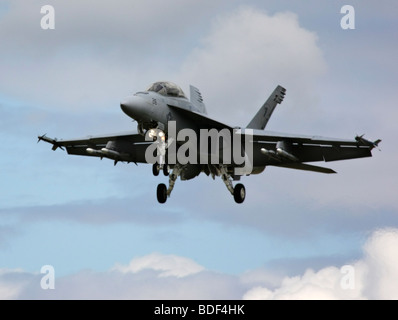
233, 183, 246, 204
220, 166, 246, 204
156, 183, 167, 204
153, 163, 177, 204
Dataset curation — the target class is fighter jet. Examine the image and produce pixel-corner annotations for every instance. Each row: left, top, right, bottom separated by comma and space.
38, 81, 381, 203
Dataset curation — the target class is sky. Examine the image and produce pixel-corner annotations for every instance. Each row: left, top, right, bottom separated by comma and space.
0, 0, 398, 299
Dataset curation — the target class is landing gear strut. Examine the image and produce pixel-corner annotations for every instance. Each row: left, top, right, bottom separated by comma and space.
155, 164, 181, 204
220, 166, 246, 204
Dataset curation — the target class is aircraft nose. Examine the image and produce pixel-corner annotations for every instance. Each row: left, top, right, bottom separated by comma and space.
120, 98, 131, 114
120, 95, 149, 120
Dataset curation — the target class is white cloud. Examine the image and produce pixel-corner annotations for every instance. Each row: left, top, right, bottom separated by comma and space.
243, 228, 398, 300
0, 269, 32, 300
0, 2, 326, 117
361, 228, 398, 299
0, 0, 220, 110
0, 282, 21, 300
243, 267, 362, 300
2, 228, 398, 299
112, 252, 205, 278
178, 7, 326, 124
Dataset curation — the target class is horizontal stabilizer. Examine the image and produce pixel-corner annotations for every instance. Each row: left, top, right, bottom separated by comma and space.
274, 163, 337, 174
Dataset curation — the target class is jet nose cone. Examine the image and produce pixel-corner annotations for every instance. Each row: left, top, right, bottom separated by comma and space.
120, 95, 149, 120
120, 95, 136, 116
120, 99, 129, 113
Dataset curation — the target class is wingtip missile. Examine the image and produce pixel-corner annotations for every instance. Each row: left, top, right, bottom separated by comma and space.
355, 135, 382, 150
37, 133, 47, 144
37, 134, 64, 151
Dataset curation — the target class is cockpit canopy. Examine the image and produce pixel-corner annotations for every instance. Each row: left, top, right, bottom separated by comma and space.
146, 81, 187, 99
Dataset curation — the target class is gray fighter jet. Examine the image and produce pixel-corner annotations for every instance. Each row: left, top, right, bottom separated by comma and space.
38, 81, 381, 203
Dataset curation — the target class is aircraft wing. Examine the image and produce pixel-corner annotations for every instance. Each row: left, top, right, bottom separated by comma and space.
239, 129, 381, 173
38, 131, 151, 164
250, 130, 370, 146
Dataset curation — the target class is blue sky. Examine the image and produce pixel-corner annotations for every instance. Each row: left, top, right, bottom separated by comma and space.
1, 0, 398, 299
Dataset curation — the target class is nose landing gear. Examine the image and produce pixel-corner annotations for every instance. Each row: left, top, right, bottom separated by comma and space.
153, 163, 170, 177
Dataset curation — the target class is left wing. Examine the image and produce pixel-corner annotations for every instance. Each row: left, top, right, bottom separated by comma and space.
238, 129, 381, 173
38, 132, 151, 164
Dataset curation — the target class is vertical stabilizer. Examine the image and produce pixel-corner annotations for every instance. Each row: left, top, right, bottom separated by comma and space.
190, 85, 207, 115
246, 85, 286, 130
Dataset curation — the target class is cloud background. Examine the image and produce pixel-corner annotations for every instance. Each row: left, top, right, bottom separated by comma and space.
0, 0, 397, 299
2, 228, 398, 299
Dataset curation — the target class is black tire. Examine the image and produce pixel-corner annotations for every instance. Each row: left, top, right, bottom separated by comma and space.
233, 183, 246, 204
157, 183, 167, 204
163, 165, 170, 176
152, 163, 159, 176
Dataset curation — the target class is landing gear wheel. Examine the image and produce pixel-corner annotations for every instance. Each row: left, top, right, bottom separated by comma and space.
157, 183, 167, 204
163, 165, 169, 176
152, 163, 159, 176
233, 183, 246, 204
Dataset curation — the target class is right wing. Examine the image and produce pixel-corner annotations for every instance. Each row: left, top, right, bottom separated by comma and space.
38, 132, 151, 164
